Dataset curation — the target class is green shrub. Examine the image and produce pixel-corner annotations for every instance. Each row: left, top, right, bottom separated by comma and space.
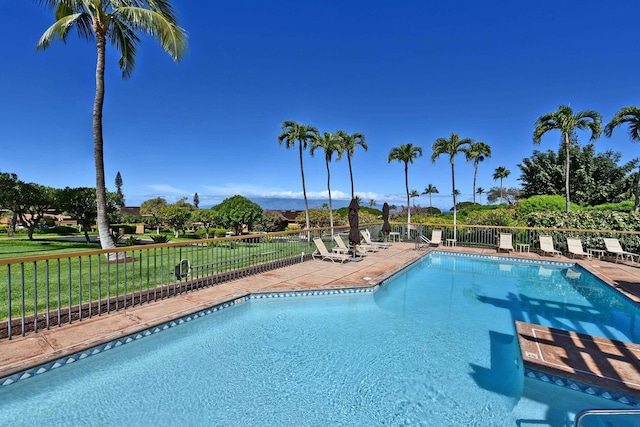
125, 235, 140, 246
585, 200, 635, 212
37, 225, 78, 235
149, 234, 171, 243
516, 195, 578, 217
464, 209, 519, 227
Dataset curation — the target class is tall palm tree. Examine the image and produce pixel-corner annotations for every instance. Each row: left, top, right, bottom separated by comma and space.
463, 141, 492, 204
35, 0, 187, 250
493, 167, 510, 204
337, 130, 367, 199
409, 189, 420, 208
369, 199, 376, 207
310, 131, 343, 236
431, 133, 473, 238
422, 184, 439, 210
388, 143, 423, 224
476, 187, 485, 205
533, 104, 602, 212
604, 106, 640, 212
278, 121, 319, 232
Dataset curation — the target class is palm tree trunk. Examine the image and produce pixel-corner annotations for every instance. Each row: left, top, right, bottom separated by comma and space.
472, 162, 478, 204
635, 167, 640, 212
404, 163, 410, 224
500, 179, 504, 204
348, 155, 355, 199
429, 193, 432, 209
299, 143, 310, 232
451, 163, 457, 240
564, 133, 571, 213
326, 158, 334, 238
94, 33, 115, 251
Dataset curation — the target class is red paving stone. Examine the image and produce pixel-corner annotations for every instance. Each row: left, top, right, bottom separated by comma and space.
1, 242, 640, 399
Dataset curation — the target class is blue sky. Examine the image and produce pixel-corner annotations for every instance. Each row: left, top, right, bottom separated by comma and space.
2, 1, 639, 211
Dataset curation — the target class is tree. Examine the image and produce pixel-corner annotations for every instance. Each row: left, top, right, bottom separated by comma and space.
140, 197, 168, 234
409, 189, 420, 208
337, 130, 367, 198
431, 133, 473, 235
493, 166, 511, 204
214, 195, 263, 236
114, 172, 124, 207
278, 121, 319, 233
369, 199, 376, 207
255, 210, 288, 232
487, 187, 521, 206
193, 192, 200, 209
35, 0, 188, 251
10, 182, 56, 240
476, 187, 485, 205
191, 209, 218, 239
310, 131, 343, 236
57, 187, 98, 243
0, 171, 19, 230
604, 106, 640, 211
388, 143, 423, 224
422, 184, 439, 210
533, 104, 602, 212
463, 141, 491, 204
158, 203, 192, 238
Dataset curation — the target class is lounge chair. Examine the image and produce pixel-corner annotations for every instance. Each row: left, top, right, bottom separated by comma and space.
361, 229, 391, 248
419, 229, 442, 247
566, 238, 591, 259
333, 234, 369, 256
539, 235, 561, 257
603, 238, 639, 264
498, 233, 514, 253
312, 238, 350, 263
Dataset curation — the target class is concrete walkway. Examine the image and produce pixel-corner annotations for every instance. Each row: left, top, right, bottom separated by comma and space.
1, 242, 639, 392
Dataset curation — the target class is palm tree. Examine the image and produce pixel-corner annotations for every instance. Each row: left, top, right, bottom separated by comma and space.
422, 184, 439, 210
431, 133, 473, 238
533, 104, 602, 212
409, 190, 420, 208
463, 142, 491, 204
369, 199, 376, 207
278, 121, 319, 232
476, 187, 485, 205
388, 143, 423, 224
310, 131, 343, 236
493, 167, 510, 204
337, 130, 367, 199
604, 106, 640, 212
35, 0, 187, 250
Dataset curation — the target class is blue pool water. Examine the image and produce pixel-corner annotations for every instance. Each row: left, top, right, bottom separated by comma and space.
1, 252, 639, 426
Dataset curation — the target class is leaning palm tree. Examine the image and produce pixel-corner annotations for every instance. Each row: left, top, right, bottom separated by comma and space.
463, 141, 491, 204
388, 143, 423, 224
310, 131, 344, 237
604, 106, 640, 212
533, 104, 602, 212
337, 130, 367, 199
492, 167, 510, 204
422, 184, 439, 210
431, 133, 473, 238
476, 187, 485, 205
278, 121, 319, 232
35, 0, 187, 250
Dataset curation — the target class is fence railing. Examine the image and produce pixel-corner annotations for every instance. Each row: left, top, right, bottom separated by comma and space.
1, 223, 638, 341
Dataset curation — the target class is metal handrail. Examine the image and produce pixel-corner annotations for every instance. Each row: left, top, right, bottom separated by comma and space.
574, 408, 640, 426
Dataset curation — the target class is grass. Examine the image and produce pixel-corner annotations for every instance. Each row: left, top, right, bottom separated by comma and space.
0, 237, 311, 321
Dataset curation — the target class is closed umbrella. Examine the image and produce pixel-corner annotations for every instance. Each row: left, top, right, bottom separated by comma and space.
382, 202, 391, 239
348, 198, 360, 251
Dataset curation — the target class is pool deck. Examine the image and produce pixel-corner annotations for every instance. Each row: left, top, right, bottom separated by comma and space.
1, 242, 640, 399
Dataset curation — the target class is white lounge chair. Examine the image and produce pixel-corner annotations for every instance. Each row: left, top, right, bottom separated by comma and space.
312, 238, 350, 263
603, 238, 639, 264
420, 229, 442, 247
539, 235, 561, 257
566, 238, 591, 259
334, 234, 368, 256
498, 233, 514, 253
361, 229, 391, 248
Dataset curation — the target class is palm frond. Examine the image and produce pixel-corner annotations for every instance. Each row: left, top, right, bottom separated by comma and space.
108, 16, 140, 78
36, 12, 91, 50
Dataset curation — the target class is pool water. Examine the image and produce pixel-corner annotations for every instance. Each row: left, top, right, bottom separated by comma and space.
0, 252, 638, 426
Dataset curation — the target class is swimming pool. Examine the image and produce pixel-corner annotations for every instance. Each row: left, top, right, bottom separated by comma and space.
0, 252, 638, 426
